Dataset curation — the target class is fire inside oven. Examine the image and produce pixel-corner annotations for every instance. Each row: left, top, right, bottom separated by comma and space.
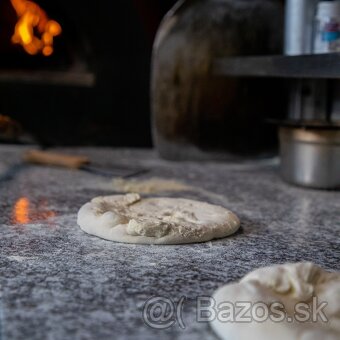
10, 0, 62, 57
0, 0, 96, 145
0, 0, 79, 70
0, 1, 161, 147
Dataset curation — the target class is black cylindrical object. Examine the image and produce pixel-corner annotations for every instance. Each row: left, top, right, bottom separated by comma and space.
151, 0, 286, 161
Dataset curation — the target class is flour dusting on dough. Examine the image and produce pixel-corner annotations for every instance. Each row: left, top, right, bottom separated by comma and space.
77, 194, 240, 245
211, 263, 340, 340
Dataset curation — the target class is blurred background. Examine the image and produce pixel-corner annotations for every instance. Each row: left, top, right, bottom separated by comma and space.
2, 0, 339, 191
0, 0, 178, 146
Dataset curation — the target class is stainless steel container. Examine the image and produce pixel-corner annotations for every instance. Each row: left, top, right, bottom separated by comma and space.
279, 126, 340, 189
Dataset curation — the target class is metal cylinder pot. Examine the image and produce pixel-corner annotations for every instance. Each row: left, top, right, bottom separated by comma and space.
279, 126, 340, 189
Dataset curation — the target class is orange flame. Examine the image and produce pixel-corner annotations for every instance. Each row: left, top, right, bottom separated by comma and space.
10, 0, 62, 56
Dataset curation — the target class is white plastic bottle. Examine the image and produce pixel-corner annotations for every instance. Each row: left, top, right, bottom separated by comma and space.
314, 1, 340, 53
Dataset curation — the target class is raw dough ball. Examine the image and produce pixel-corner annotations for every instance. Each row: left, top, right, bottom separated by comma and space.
77, 193, 240, 244
210, 262, 340, 340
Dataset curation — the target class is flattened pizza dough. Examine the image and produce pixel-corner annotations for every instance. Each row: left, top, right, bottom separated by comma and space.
210, 262, 340, 340
77, 193, 240, 244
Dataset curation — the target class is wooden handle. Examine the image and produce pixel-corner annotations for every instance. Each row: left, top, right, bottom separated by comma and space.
24, 150, 90, 169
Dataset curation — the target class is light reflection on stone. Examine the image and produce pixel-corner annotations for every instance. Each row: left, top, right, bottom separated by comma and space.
12, 196, 56, 225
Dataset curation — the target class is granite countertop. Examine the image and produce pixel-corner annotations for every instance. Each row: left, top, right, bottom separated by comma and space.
0, 145, 339, 340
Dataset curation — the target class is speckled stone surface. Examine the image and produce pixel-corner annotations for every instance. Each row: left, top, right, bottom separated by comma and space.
0, 145, 339, 340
